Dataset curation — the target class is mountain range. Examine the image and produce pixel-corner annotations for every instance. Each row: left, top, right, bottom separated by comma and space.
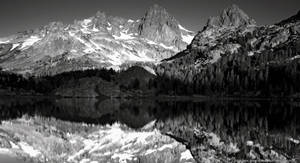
157, 5, 300, 96
0, 4, 300, 97
0, 4, 300, 163
0, 4, 194, 76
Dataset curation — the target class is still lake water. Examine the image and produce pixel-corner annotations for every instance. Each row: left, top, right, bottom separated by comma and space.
0, 97, 299, 161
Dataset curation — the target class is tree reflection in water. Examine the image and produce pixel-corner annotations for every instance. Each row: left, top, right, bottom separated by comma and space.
0, 97, 299, 161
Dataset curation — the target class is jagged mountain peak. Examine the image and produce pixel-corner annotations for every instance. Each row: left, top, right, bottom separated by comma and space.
143, 4, 180, 26
146, 4, 169, 17
95, 11, 107, 18
138, 4, 189, 47
206, 4, 256, 28
44, 22, 65, 31
186, 4, 257, 61
0, 4, 195, 76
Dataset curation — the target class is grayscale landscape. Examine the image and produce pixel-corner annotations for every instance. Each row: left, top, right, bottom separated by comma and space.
0, 0, 299, 162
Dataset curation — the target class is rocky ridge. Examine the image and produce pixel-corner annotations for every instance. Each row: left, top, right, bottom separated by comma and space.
157, 4, 300, 96
0, 4, 194, 76
206, 4, 256, 28
164, 4, 299, 70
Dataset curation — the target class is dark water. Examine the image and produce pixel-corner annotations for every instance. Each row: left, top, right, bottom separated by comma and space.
0, 97, 299, 160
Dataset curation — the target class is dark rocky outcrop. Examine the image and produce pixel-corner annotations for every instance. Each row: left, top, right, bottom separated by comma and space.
206, 4, 256, 29
277, 10, 300, 26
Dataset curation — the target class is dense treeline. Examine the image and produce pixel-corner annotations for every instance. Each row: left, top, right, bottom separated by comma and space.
0, 68, 116, 94
1, 43, 300, 97
152, 42, 300, 97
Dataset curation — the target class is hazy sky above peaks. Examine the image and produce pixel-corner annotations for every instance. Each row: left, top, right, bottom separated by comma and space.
0, 0, 299, 37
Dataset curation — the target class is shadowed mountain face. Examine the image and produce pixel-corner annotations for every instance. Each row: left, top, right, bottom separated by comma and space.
138, 4, 187, 48
206, 4, 256, 28
0, 4, 194, 76
157, 5, 300, 96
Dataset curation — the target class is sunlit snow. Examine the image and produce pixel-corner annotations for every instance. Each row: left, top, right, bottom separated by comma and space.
113, 32, 135, 40
246, 140, 254, 146
0, 40, 9, 44
20, 36, 42, 50
0, 148, 11, 154
81, 28, 91, 34
143, 66, 156, 75
159, 43, 175, 50
11, 43, 20, 50
180, 150, 194, 161
248, 51, 254, 56
287, 137, 300, 144
92, 25, 99, 32
182, 34, 194, 44
19, 142, 41, 157
82, 19, 92, 26
178, 24, 193, 33
107, 26, 112, 31
290, 55, 300, 60
128, 19, 134, 23
145, 39, 176, 50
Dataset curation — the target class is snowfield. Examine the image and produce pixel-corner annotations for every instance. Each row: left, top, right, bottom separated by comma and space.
178, 24, 193, 33
20, 36, 42, 50
181, 34, 194, 44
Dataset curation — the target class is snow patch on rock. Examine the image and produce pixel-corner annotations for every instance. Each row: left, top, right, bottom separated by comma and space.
11, 43, 20, 50
19, 142, 41, 157
287, 137, 300, 144
143, 66, 156, 76
113, 32, 135, 40
290, 55, 300, 61
180, 150, 194, 161
246, 140, 254, 146
0, 40, 9, 44
82, 19, 92, 26
178, 24, 193, 33
92, 25, 99, 32
248, 51, 254, 56
20, 36, 42, 50
182, 34, 194, 44
128, 19, 134, 23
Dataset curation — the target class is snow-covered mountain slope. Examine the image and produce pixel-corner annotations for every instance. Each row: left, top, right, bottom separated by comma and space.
0, 4, 194, 76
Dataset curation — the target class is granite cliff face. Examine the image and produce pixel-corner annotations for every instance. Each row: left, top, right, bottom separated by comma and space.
138, 4, 189, 49
0, 4, 194, 76
206, 4, 256, 28
164, 4, 258, 64
157, 5, 300, 96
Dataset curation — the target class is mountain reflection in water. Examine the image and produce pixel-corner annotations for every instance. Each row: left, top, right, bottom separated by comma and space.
0, 97, 299, 161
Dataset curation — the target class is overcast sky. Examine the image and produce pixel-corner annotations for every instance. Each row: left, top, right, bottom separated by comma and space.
0, 0, 299, 37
